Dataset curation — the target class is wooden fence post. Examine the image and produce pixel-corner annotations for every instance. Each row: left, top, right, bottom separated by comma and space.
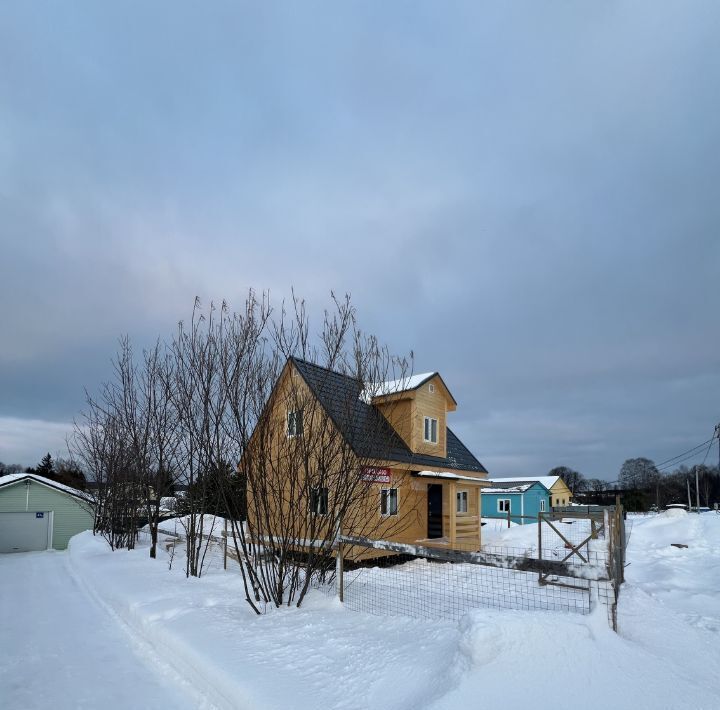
336, 542, 344, 603
537, 511, 544, 585
223, 518, 228, 571
335, 519, 344, 603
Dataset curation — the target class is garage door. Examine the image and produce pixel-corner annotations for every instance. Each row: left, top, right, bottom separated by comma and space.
0, 512, 50, 552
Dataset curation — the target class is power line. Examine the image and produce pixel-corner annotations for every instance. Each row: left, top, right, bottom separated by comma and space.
700, 434, 716, 467
655, 437, 715, 470
657, 447, 712, 472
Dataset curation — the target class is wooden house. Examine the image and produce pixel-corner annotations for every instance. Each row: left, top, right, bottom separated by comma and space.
480, 480, 550, 525
490, 475, 573, 509
244, 358, 490, 557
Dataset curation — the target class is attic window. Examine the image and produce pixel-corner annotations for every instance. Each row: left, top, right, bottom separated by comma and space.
287, 410, 303, 437
423, 416, 438, 444
310, 487, 328, 516
428, 383, 435, 394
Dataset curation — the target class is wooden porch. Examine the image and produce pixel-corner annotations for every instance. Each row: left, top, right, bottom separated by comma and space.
408, 473, 486, 552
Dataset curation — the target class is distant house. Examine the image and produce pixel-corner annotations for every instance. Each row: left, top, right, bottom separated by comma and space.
244, 357, 490, 556
0, 473, 95, 552
481, 480, 550, 525
490, 475, 573, 509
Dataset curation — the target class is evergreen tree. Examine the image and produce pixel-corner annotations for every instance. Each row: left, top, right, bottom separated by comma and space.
31, 453, 55, 477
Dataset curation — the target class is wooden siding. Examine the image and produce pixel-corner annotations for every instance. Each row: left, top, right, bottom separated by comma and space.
550, 479, 572, 507
0, 479, 94, 549
481, 483, 550, 525
245, 362, 486, 560
410, 375, 449, 457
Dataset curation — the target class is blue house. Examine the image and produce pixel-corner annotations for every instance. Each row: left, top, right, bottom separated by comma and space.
481, 480, 551, 525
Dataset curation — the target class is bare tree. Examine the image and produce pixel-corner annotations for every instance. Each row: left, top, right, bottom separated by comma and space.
233, 293, 415, 610
74, 289, 414, 612
72, 397, 138, 550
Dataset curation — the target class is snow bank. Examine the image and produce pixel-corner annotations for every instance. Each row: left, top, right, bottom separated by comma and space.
431, 603, 716, 710
63, 511, 720, 710
67, 532, 460, 710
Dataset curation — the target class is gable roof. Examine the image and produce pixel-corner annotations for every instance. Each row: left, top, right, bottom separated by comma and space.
483, 480, 550, 494
290, 357, 486, 474
0, 473, 95, 503
489, 476, 562, 491
361, 372, 457, 405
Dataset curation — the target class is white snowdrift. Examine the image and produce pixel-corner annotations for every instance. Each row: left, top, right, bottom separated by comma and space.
64, 511, 720, 710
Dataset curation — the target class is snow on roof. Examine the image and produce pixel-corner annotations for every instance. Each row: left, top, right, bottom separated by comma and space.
360, 372, 435, 402
489, 476, 559, 491
482, 483, 535, 494
0, 473, 94, 502
414, 470, 488, 485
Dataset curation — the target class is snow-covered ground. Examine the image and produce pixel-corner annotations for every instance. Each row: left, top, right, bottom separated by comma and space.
3, 510, 719, 709
0, 551, 204, 709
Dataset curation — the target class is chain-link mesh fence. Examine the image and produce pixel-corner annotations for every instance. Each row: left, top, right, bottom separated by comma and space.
320, 508, 626, 630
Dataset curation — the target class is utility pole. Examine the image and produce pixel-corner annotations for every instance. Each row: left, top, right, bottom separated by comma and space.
695, 465, 701, 513
687, 477, 692, 510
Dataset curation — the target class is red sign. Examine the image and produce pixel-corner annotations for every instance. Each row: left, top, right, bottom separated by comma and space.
361, 467, 391, 484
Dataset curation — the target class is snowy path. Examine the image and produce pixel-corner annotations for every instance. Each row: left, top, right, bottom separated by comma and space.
0, 551, 206, 710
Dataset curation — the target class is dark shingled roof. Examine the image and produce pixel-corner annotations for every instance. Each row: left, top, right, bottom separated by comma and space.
291, 357, 487, 474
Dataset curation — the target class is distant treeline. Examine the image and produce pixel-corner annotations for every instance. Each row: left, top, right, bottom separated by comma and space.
549, 459, 720, 511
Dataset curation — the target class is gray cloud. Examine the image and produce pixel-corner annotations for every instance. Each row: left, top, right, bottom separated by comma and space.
1, 2, 719, 475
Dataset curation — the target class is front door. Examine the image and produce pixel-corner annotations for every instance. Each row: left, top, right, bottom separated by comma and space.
427, 484, 443, 538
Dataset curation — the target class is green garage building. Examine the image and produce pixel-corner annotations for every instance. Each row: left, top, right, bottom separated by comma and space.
0, 473, 95, 552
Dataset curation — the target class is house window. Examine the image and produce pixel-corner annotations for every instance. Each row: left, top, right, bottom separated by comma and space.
456, 490, 468, 514
498, 499, 511, 513
287, 410, 303, 437
540, 499, 546, 512
310, 487, 328, 516
380, 488, 398, 516
423, 416, 438, 444
428, 383, 435, 394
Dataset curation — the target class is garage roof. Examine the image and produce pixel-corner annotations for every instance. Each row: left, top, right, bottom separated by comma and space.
0, 473, 94, 503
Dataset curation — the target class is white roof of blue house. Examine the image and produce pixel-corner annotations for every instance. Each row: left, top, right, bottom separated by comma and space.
489, 476, 558, 491
482, 483, 536, 494
484, 479, 551, 494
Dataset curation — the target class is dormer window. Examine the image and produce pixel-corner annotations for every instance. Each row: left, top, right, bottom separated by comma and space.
287, 410, 303, 437
423, 416, 438, 444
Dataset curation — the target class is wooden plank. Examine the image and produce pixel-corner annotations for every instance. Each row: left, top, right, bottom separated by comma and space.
449, 481, 457, 546
543, 518, 589, 563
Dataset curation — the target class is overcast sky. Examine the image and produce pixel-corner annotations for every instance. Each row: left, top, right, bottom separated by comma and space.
1, 2, 719, 479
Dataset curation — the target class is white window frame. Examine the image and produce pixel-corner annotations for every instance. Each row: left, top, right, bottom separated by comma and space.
423, 416, 438, 444
497, 498, 511, 513
380, 488, 399, 517
456, 490, 468, 514
310, 487, 328, 516
287, 409, 303, 438
539, 498, 546, 512
428, 383, 435, 394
